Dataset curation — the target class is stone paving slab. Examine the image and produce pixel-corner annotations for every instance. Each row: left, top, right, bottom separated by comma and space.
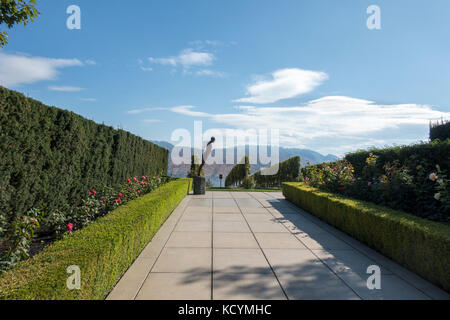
107, 191, 450, 300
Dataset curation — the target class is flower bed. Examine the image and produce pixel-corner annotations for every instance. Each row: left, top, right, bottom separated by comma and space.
1, 175, 171, 272
282, 182, 450, 292
301, 149, 449, 223
0, 178, 192, 300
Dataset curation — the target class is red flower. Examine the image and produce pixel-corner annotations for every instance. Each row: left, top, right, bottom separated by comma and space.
127, 178, 131, 184
119, 193, 124, 198
137, 190, 141, 195
141, 176, 146, 180
67, 223, 73, 235
88, 192, 92, 197
133, 177, 137, 182
92, 190, 97, 196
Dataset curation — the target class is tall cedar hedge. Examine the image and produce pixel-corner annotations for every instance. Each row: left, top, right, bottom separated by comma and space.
0, 86, 168, 219
252, 156, 301, 188
344, 140, 450, 176
430, 119, 450, 142
225, 156, 250, 187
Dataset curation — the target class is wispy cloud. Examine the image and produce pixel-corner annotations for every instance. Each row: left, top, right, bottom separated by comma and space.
170, 105, 210, 117
187, 69, 226, 78
0, 52, 84, 87
144, 47, 226, 77
168, 96, 450, 155
234, 68, 328, 104
149, 48, 214, 69
81, 98, 97, 102
48, 86, 84, 92
127, 107, 168, 115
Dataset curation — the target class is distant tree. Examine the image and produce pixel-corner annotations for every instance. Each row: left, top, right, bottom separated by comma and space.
0, 0, 39, 47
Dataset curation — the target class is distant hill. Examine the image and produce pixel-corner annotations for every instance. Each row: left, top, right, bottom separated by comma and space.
151, 140, 339, 187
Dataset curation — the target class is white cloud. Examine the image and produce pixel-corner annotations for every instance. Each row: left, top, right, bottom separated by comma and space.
81, 98, 97, 102
85, 60, 97, 65
168, 96, 450, 155
170, 105, 210, 117
140, 66, 153, 72
48, 86, 84, 92
0, 52, 83, 87
149, 48, 214, 69
127, 107, 168, 115
234, 68, 328, 104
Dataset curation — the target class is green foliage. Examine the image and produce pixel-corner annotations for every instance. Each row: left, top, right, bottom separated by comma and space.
430, 119, 450, 141
225, 156, 250, 187
282, 182, 450, 292
252, 157, 301, 188
303, 149, 449, 223
0, 0, 39, 47
344, 140, 450, 176
302, 160, 354, 193
241, 176, 255, 189
0, 86, 168, 227
0, 179, 192, 300
0, 208, 40, 272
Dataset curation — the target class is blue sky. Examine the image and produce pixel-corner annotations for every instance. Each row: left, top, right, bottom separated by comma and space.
1, 0, 449, 156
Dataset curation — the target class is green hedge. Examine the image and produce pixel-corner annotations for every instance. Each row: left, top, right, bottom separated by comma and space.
344, 140, 450, 176
225, 156, 250, 187
282, 182, 450, 292
0, 178, 192, 300
430, 119, 450, 141
0, 86, 168, 219
252, 156, 301, 188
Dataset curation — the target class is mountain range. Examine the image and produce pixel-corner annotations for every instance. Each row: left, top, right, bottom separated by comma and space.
151, 141, 339, 187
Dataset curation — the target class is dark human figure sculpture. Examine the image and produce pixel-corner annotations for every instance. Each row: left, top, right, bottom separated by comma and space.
198, 137, 215, 176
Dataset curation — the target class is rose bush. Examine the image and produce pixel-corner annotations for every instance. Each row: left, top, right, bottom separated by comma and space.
302, 154, 449, 223
0, 175, 171, 272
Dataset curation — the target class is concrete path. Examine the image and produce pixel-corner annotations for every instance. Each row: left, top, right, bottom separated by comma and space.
107, 191, 450, 300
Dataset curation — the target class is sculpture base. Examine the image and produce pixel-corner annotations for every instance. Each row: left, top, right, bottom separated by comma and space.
193, 176, 206, 195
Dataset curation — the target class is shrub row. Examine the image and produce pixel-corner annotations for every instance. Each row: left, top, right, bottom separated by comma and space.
430, 119, 450, 141
344, 139, 449, 176
252, 156, 301, 188
282, 182, 450, 292
0, 178, 192, 300
301, 153, 449, 223
225, 156, 250, 187
0, 86, 168, 221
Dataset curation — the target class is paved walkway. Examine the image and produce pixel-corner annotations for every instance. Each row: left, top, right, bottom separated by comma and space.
107, 191, 449, 300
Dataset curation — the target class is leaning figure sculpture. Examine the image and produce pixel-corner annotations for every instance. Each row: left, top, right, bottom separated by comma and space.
198, 137, 215, 176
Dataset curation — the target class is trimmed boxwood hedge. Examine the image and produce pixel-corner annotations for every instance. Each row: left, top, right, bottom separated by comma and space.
0, 86, 168, 219
282, 182, 450, 292
0, 178, 192, 300
252, 156, 301, 188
